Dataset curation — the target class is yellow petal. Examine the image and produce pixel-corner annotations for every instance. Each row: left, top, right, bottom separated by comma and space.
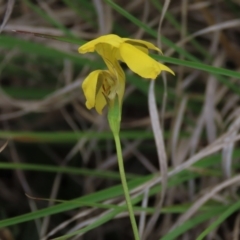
95, 43, 125, 80
95, 43, 117, 73
158, 63, 175, 75
78, 34, 122, 54
133, 45, 149, 54
117, 79, 125, 107
95, 43, 126, 105
123, 38, 162, 54
95, 88, 107, 114
82, 70, 103, 109
119, 43, 174, 79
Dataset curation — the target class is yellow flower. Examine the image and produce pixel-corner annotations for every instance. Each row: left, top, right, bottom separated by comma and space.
79, 34, 174, 79
82, 70, 117, 114
82, 44, 125, 114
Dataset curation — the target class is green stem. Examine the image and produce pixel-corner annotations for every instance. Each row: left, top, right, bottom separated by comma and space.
113, 132, 140, 240
108, 97, 140, 240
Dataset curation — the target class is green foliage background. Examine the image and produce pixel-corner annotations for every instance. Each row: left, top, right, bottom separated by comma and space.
0, 0, 240, 239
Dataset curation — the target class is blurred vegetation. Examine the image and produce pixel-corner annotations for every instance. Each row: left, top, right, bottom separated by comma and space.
0, 0, 240, 240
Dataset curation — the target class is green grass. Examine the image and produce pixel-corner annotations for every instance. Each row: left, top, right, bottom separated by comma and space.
1, 1, 240, 239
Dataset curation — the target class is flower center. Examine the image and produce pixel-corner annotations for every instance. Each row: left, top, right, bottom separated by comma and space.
102, 74, 118, 100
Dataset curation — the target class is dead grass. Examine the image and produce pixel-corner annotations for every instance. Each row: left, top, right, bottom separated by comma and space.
0, 0, 240, 240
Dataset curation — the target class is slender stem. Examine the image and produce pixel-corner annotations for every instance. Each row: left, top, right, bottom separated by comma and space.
107, 97, 139, 239
113, 132, 140, 240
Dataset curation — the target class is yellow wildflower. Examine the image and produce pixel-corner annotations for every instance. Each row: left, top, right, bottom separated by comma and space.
79, 34, 174, 114
82, 44, 125, 114
79, 34, 174, 79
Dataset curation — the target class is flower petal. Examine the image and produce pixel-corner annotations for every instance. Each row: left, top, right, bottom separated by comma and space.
95, 88, 107, 114
95, 43, 125, 80
95, 43, 126, 105
78, 34, 122, 54
123, 38, 162, 54
158, 63, 175, 75
133, 45, 149, 54
119, 43, 174, 79
82, 70, 103, 109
